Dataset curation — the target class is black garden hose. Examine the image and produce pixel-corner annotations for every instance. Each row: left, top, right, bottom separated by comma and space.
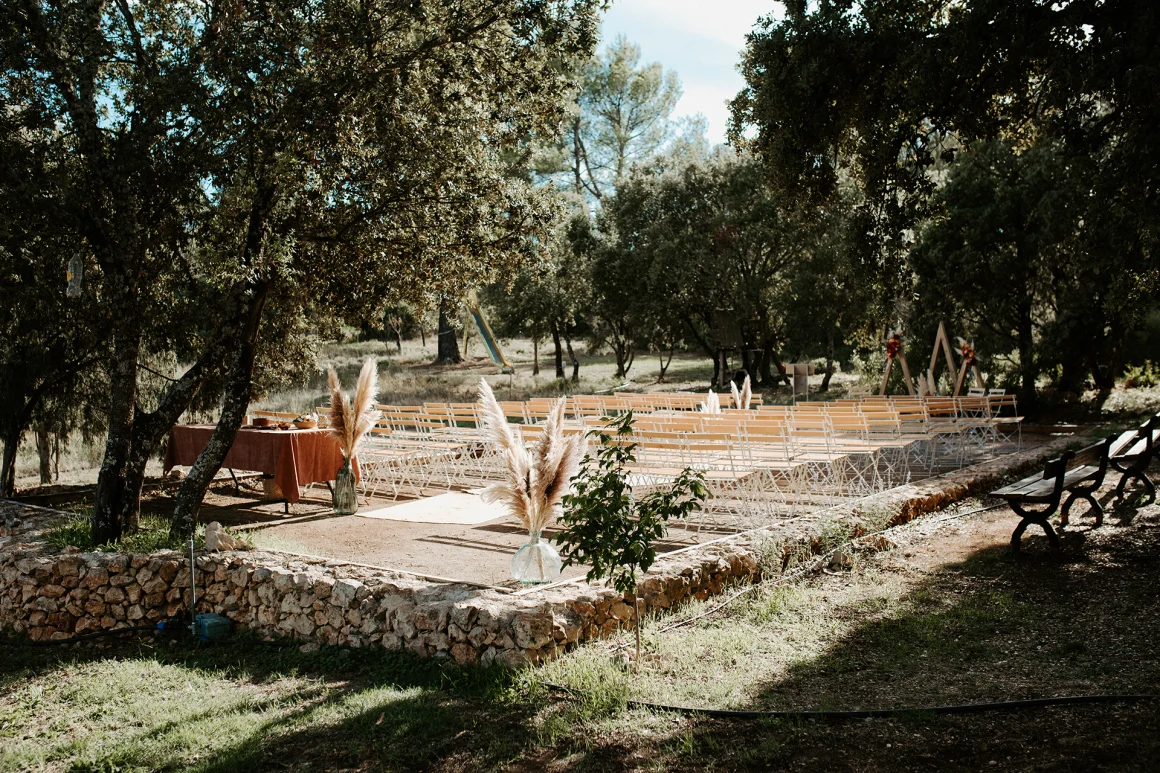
545, 683, 1159, 720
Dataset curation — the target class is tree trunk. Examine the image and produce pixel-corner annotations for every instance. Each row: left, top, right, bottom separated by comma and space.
112, 285, 257, 536
119, 436, 155, 536
420, 326, 426, 347
565, 336, 580, 383
614, 340, 631, 379
758, 339, 775, 386
768, 349, 791, 387
394, 329, 402, 354
436, 304, 462, 365
36, 429, 52, 485
93, 326, 142, 545
532, 338, 540, 376
170, 283, 269, 540
657, 346, 674, 382
711, 349, 721, 389
683, 314, 718, 384
741, 345, 754, 376
1017, 300, 1038, 413
820, 330, 835, 392
0, 424, 21, 498
1091, 320, 1124, 392
552, 325, 565, 380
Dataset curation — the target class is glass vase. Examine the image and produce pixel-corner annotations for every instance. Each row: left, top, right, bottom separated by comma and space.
511, 531, 562, 584
332, 458, 359, 515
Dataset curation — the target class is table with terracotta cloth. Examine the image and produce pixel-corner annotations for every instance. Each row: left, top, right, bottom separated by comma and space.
164, 425, 358, 504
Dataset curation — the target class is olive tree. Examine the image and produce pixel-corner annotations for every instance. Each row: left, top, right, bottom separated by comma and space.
1, 0, 602, 542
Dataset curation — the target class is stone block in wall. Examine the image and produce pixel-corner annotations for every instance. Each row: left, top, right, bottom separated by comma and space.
331, 579, 362, 607
158, 561, 179, 583
82, 568, 109, 589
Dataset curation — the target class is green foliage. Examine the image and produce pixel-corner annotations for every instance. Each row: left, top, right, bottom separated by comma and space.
556, 412, 707, 595
2, 0, 604, 537
594, 149, 861, 387
44, 514, 211, 554
732, 0, 1160, 402
911, 140, 1076, 408
1123, 361, 1159, 390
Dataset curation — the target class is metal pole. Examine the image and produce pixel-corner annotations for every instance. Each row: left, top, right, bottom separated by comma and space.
189, 536, 197, 634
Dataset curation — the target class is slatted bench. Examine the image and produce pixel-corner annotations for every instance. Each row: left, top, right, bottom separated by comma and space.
992, 435, 1114, 553
1110, 413, 1159, 500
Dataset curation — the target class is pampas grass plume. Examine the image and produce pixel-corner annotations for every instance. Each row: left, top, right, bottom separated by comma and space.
699, 390, 721, 414
327, 358, 380, 459
477, 378, 582, 534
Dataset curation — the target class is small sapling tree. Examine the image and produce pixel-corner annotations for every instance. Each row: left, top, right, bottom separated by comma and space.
557, 412, 707, 669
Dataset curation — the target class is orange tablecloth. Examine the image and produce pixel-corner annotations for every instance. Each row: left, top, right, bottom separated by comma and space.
164, 425, 357, 504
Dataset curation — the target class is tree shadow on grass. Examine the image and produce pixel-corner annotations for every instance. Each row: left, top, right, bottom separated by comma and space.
0, 635, 536, 772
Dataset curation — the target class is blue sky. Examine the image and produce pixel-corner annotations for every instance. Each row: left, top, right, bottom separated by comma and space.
599, 1, 783, 144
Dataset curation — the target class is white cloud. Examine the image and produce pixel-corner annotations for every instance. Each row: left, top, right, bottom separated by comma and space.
599, 0, 784, 143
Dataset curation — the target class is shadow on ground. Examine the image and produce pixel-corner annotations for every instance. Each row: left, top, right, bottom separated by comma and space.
3, 481, 1158, 772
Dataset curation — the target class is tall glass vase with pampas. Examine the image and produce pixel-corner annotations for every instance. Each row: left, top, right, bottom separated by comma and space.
477, 379, 583, 583
327, 359, 379, 515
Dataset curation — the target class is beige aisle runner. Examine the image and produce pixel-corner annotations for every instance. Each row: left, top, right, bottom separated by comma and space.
356, 491, 508, 525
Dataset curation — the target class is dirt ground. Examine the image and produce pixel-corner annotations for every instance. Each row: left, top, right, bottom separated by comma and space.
130, 477, 729, 588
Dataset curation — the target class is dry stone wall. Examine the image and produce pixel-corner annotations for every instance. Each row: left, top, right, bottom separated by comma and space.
0, 435, 1076, 665
0, 521, 757, 665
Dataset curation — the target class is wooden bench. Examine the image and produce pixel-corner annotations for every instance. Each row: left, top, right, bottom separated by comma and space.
1109, 413, 1159, 500
992, 435, 1114, 553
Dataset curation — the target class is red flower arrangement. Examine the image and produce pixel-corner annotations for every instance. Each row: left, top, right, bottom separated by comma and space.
886, 334, 902, 360
960, 341, 977, 368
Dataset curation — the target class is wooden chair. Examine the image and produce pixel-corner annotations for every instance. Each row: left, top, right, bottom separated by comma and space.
251, 410, 298, 421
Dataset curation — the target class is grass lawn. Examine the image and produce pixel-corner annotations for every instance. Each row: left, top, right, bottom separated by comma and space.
3, 483, 1159, 772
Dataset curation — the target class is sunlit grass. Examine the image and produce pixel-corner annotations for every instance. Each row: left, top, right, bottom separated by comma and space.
42, 513, 214, 553
0, 639, 522, 773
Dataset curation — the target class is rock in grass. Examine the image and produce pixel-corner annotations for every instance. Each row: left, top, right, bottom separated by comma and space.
205, 522, 247, 552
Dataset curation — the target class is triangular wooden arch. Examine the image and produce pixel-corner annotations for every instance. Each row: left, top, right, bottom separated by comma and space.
953, 337, 985, 396
926, 322, 958, 396
880, 332, 915, 396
